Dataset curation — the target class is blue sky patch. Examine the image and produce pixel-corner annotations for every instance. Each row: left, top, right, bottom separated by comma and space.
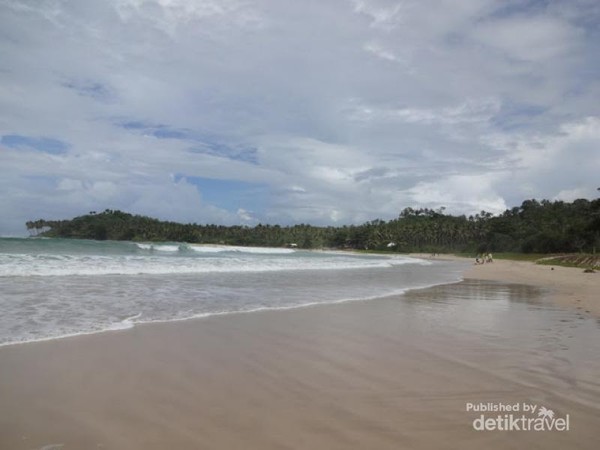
491, 102, 547, 131
120, 121, 150, 130
180, 175, 267, 214
118, 119, 258, 162
63, 80, 112, 101
118, 120, 189, 139
488, 0, 551, 20
153, 127, 188, 139
189, 143, 259, 165
1, 135, 68, 154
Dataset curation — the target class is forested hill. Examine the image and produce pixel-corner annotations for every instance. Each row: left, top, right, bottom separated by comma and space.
26, 198, 600, 254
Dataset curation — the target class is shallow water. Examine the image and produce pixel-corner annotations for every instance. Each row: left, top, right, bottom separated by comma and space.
394, 280, 600, 412
0, 273, 599, 448
0, 237, 466, 345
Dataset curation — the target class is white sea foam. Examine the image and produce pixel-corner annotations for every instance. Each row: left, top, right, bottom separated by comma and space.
0, 317, 137, 347
136, 243, 180, 252
0, 238, 466, 347
188, 245, 296, 254
135, 243, 296, 254
0, 276, 464, 348
154, 245, 180, 252
0, 252, 427, 277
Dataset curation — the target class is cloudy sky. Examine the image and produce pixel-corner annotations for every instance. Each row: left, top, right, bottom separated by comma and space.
1, 0, 599, 235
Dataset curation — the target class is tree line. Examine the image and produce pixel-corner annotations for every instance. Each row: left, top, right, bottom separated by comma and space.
26, 198, 600, 254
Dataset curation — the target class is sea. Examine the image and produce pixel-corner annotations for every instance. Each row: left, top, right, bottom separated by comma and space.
0, 237, 467, 346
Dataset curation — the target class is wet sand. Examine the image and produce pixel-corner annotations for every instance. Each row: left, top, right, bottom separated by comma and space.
465, 258, 600, 317
412, 254, 599, 317
1, 277, 600, 449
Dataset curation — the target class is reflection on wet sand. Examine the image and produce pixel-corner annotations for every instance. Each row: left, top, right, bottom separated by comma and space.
0, 280, 599, 449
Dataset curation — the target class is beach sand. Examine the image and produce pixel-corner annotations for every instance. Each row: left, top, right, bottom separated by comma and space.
411, 254, 599, 317
464, 258, 600, 317
1, 264, 599, 449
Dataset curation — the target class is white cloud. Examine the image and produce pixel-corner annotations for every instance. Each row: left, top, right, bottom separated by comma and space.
237, 208, 258, 223
0, 0, 599, 234
497, 116, 600, 202
348, 98, 502, 125
555, 188, 591, 202
408, 174, 508, 216
363, 41, 400, 62
351, 0, 405, 30
472, 16, 582, 62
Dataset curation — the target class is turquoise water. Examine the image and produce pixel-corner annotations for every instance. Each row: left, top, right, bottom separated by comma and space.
0, 237, 467, 346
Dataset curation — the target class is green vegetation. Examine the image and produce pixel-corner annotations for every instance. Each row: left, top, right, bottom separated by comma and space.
26, 197, 600, 254
453, 252, 600, 270
537, 254, 600, 270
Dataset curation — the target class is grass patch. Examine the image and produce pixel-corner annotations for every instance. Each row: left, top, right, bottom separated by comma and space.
536, 254, 600, 270
356, 250, 599, 270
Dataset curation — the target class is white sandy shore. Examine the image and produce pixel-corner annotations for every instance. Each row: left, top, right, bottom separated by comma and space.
410, 253, 599, 317
466, 259, 599, 317
0, 260, 599, 449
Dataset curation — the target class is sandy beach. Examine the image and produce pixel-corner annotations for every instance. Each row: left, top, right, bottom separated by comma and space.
465, 259, 600, 317
411, 254, 600, 317
1, 261, 599, 449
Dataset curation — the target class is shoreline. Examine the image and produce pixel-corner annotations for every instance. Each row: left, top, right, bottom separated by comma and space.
1, 258, 599, 449
1, 278, 599, 449
0, 254, 462, 349
2, 254, 597, 349
465, 260, 599, 317
409, 253, 599, 317
0, 273, 465, 349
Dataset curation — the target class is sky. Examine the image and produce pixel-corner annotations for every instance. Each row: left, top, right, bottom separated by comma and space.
1, 0, 599, 235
